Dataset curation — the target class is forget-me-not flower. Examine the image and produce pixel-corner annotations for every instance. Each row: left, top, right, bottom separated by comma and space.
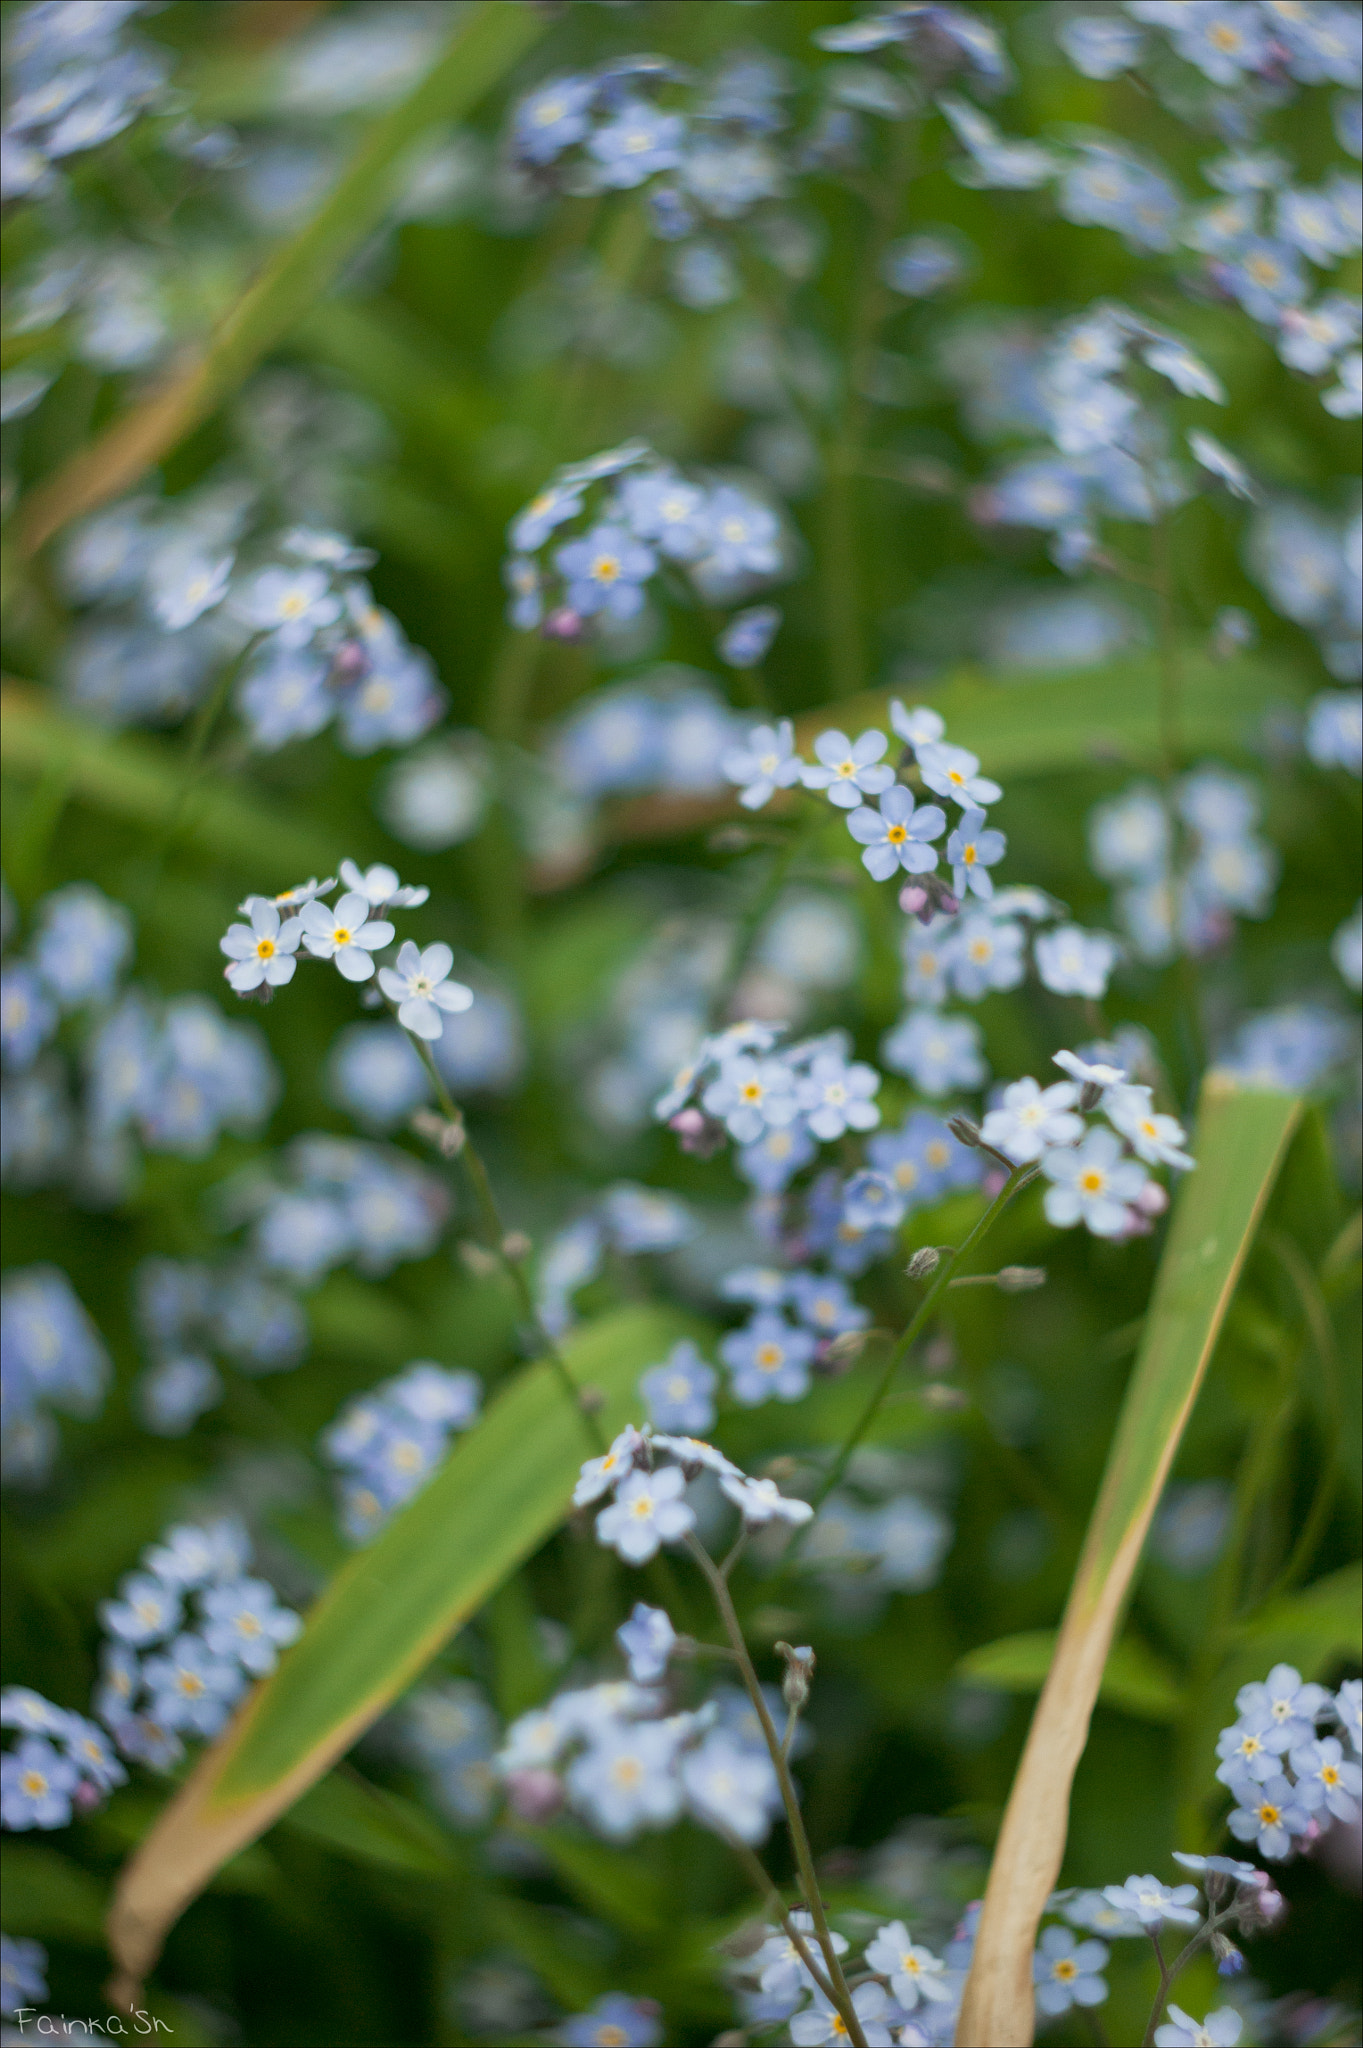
1153, 2006, 1243, 2048
721, 719, 803, 810
1290, 1735, 1362, 1821
220, 899, 304, 993
300, 891, 394, 982
378, 941, 473, 1041
981, 1077, 1083, 1164
586, 99, 685, 188
795, 1051, 881, 1140
638, 1341, 717, 1433
865, 1921, 954, 2010
595, 1466, 696, 1563
1225, 1770, 1315, 1859
615, 1602, 676, 1684
702, 1054, 799, 1145
947, 808, 1007, 900
200, 1578, 304, 1676
882, 1009, 988, 1096
721, 1310, 816, 1406
141, 1632, 246, 1736
916, 740, 1002, 809
1043, 1127, 1148, 1236
1034, 924, 1119, 999
847, 786, 946, 879
1103, 1085, 1195, 1170
1032, 1923, 1109, 2015
842, 1168, 907, 1234
801, 728, 896, 808
1, 1735, 79, 1830
1235, 1664, 1331, 1747
555, 523, 657, 620
791, 1981, 894, 2047
1101, 1874, 1202, 1929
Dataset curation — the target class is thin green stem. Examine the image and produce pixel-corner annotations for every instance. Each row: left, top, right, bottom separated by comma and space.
1141, 1929, 1173, 2048
808, 1163, 1038, 1514
1143, 1906, 1230, 2046
718, 1830, 840, 2008
405, 1029, 603, 1452
685, 1534, 867, 2048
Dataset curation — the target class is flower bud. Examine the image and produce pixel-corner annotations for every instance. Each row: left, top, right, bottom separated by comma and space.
1079, 1080, 1103, 1112
822, 1329, 871, 1372
1135, 1180, 1170, 1216
774, 1640, 816, 1711
1212, 1934, 1245, 1976
541, 606, 584, 641
501, 1230, 532, 1262
669, 1108, 727, 1158
1233, 1875, 1287, 1934
899, 883, 929, 917
921, 1382, 968, 1411
947, 1115, 981, 1147
504, 1768, 564, 1823
411, 1107, 466, 1158
996, 1265, 1047, 1292
457, 1240, 500, 1278
906, 1246, 941, 1280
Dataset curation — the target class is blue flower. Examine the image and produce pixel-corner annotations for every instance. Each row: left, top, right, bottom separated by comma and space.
1265, 1, 1362, 86
882, 231, 970, 297
1225, 1771, 1313, 1859
31, 883, 132, 1008
680, 1729, 783, 1846
586, 99, 685, 189
1101, 1875, 1201, 1929
1153, 2006, 1242, 2048
1, 1265, 110, 1417
1215, 238, 1308, 323
615, 470, 711, 560
554, 522, 657, 621
639, 1340, 717, 1432
1058, 146, 1181, 252
842, 1168, 907, 1235
698, 485, 782, 580
801, 726, 895, 808
1035, 924, 1119, 999
718, 604, 781, 669
59, 1713, 127, 1793
848, 786, 946, 880
513, 73, 596, 165
200, 1578, 303, 1676
1160, 2, 1268, 83
0, 1931, 48, 2017
1289, 1735, 1362, 1821
735, 1121, 818, 1192
722, 719, 802, 811
232, 564, 340, 645
560, 1994, 663, 2048
0, 963, 58, 1071
947, 808, 1007, 900
702, 1053, 799, 1144
140, 1632, 247, 1736
983, 457, 1090, 531
787, 1271, 869, 1337
882, 1009, 988, 1096
939, 94, 1059, 191
327, 1021, 430, 1131
99, 1571, 183, 1648
1057, 14, 1144, 78
236, 644, 333, 750
1234, 1664, 1331, 1747
0, 1735, 79, 1829
720, 1309, 816, 1405
615, 1602, 677, 1684
795, 1051, 882, 1141
137, 1355, 222, 1435
1032, 1923, 1109, 2016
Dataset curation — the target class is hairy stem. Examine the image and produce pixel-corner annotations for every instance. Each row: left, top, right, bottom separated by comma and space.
405, 1029, 603, 1451
685, 1534, 867, 2048
809, 1162, 1039, 1512
718, 1829, 840, 2008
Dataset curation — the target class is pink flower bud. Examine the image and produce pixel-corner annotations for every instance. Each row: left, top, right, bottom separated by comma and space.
1135, 1180, 1170, 1216
899, 884, 929, 916
542, 606, 584, 642
504, 1768, 564, 1822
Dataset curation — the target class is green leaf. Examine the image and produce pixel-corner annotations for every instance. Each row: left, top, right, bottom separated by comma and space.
957, 1630, 1184, 1723
1, 683, 337, 881
520, 1826, 668, 1937
0, 1842, 108, 1943
284, 1768, 454, 1877
1232, 1563, 1363, 1669
16, 0, 549, 556
958, 1078, 1302, 2047
106, 1306, 694, 1997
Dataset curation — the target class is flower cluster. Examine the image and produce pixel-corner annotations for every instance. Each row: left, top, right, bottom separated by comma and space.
1089, 769, 1280, 964
576, 1425, 814, 1567
497, 1668, 787, 1849
1212, 1003, 1356, 1093
727, 1904, 961, 2046
0, 1266, 110, 1486
0, 1519, 300, 1817
132, 1253, 307, 1438
503, 441, 785, 645
234, 1134, 449, 1288
320, 1360, 482, 1542
1248, 500, 1362, 686
1, 0, 173, 202
1215, 1664, 1361, 1859
220, 863, 472, 1037
549, 672, 747, 803
59, 500, 444, 754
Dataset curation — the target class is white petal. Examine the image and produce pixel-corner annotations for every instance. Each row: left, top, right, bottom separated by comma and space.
432, 980, 473, 1013
399, 995, 443, 1040
334, 945, 376, 982
421, 942, 454, 982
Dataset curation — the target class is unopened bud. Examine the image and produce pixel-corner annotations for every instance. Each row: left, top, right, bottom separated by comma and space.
501, 1230, 532, 1262
709, 825, 759, 854
921, 1382, 968, 1411
669, 1107, 727, 1158
822, 1329, 871, 1371
933, 886, 961, 918
458, 1240, 500, 1278
906, 1246, 941, 1280
1079, 1080, 1103, 1112
899, 883, 929, 917
578, 1385, 607, 1415
541, 605, 583, 641
1233, 1877, 1287, 1934
504, 1767, 564, 1823
411, 1106, 466, 1158
762, 1455, 798, 1483
774, 1640, 816, 1711
1135, 1180, 1169, 1216
947, 1115, 981, 1148
996, 1265, 1046, 1292
1212, 1933, 1245, 1976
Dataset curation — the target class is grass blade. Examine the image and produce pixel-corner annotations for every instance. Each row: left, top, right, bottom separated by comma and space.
106, 1305, 688, 2000
955, 1077, 1302, 2048
16, 0, 547, 557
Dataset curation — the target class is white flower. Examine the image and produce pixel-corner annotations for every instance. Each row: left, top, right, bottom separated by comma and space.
1054, 1049, 1127, 1088
240, 876, 335, 913
572, 1424, 649, 1506
300, 892, 395, 981
800, 728, 896, 809
1103, 1084, 1195, 1170
596, 1466, 696, 1563
377, 941, 473, 1040
721, 719, 803, 810
1035, 924, 1119, 999
1043, 1128, 1149, 1236
702, 1054, 799, 1144
338, 858, 430, 909
219, 900, 303, 993
864, 1921, 954, 2009
916, 739, 1002, 808
980, 1077, 1083, 1163
718, 1473, 814, 1526
889, 700, 945, 750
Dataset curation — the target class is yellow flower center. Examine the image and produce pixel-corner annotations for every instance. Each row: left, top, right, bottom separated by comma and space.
969, 939, 991, 962
596, 2029, 628, 2048
333, 926, 352, 946
610, 1758, 643, 1788
1321, 1765, 1340, 1787
962, 843, 977, 864
21, 1770, 48, 1797
279, 592, 308, 617
1259, 1803, 1280, 1825
926, 1141, 949, 1169
1209, 22, 1242, 48
629, 1494, 655, 1518
742, 1082, 763, 1101
592, 553, 622, 583
178, 1672, 206, 1697
1080, 1170, 1106, 1194
887, 824, 908, 844
236, 1613, 262, 1637
255, 937, 276, 960
894, 1162, 918, 1188
756, 1343, 784, 1370
1054, 1959, 1077, 1980
1248, 256, 1280, 286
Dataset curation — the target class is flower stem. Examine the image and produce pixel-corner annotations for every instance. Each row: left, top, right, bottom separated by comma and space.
685, 1533, 867, 2048
405, 1027, 604, 1452
808, 1163, 1038, 1513
718, 1829, 840, 2008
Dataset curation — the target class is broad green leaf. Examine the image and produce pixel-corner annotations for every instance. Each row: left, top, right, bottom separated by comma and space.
957, 1630, 1184, 1723
16, 1, 548, 556
285, 1767, 454, 1877
586, 652, 1307, 875
0, 1842, 108, 1942
957, 1079, 1301, 2048
106, 1305, 691, 1999
1, 683, 338, 881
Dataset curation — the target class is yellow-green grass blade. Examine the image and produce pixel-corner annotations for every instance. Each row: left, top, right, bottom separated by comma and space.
106, 1305, 688, 1998
956, 1078, 1302, 2048
16, 0, 547, 558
